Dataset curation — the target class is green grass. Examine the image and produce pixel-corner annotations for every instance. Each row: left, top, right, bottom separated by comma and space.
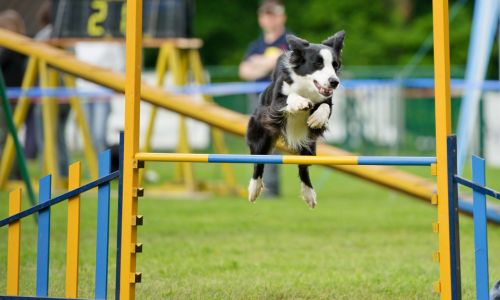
1, 149, 500, 299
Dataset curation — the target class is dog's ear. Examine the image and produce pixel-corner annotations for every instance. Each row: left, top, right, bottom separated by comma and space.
287, 35, 309, 66
286, 34, 310, 52
322, 30, 345, 53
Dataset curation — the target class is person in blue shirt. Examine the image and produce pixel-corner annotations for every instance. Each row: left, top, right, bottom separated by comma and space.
239, 0, 288, 82
239, 0, 289, 198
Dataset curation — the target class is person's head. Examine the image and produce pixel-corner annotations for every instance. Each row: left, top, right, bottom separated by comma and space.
0, 10, 26, 34
258, 0, 286, 35
37, 0, 52, 28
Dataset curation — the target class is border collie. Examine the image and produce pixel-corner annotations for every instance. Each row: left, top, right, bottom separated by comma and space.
246, 31, 345, 208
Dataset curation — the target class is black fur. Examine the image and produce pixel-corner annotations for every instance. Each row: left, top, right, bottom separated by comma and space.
246, 31, 345, 202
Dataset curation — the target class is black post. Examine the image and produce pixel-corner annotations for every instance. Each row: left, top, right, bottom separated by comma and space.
115, 131, 124, 300
447, 135, 461, 299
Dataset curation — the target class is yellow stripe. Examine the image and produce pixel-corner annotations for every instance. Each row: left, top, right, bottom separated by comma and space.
135, 153, 209, 163
7, 188, 21, 296
283, 156, 358, 165
65, 162, 81, 298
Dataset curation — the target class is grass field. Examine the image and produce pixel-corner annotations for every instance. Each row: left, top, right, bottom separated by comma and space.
1, 150, 500, 299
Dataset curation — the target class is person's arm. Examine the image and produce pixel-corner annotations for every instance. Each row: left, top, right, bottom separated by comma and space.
238, 53, 278, 81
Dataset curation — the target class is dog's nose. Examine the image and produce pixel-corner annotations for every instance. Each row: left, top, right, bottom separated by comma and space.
329, 77, 339, 89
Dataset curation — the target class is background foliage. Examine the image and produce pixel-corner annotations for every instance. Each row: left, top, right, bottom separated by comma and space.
194, 0, 497, 78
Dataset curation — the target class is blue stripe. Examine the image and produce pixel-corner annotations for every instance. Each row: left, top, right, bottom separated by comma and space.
358, 156, 436, 165
472, 155, 489, 300
6, 87, 114, 99
208, 154, 283, 164
36, 175, 51, 297
95, 151, 111, 299
8, 79, 500, 100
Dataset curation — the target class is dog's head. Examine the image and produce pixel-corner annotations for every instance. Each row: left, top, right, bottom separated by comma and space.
286, 31, 345, 99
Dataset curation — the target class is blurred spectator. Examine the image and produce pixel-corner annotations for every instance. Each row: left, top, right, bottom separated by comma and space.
0, 9, 27, 179
31, 0, 71, 177
75, 42, 125, 154
238, 0, 289, 198
24, 0, 53, 159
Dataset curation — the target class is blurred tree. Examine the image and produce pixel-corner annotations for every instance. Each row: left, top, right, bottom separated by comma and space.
194, 0, 496, 78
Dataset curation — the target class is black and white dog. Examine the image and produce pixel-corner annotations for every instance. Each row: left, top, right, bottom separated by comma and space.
246, 31, 345, 208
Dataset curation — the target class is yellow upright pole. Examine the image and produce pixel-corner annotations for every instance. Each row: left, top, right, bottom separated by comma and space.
120, 0, 142, 298
63, 75, 99, 179
38, 61, 60, 185
188, 49, 238, 193
0, 57, 38, 188
138, 44, 170, 185
432, 0, 453, 299
171, 48, 195, 190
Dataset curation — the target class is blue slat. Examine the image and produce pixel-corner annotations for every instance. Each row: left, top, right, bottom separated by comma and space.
208, 154, 283, 164
95, 151, 111, 299
472, 155, 489, 300
36, 175, 51, 296
357, 156, 436, 165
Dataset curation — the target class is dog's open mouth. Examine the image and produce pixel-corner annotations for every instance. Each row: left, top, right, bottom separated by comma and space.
314, 80, 333, 97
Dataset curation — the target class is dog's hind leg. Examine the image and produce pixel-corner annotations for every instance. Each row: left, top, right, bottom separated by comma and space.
246, 118, 275, 203
249, 163, 265, 202
298, 143, 317, 208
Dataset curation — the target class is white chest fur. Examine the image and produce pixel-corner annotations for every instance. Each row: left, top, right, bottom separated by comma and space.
284, 111, 311, 151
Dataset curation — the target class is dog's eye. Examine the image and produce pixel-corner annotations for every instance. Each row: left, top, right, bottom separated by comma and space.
332, 61, 340, 69
314, 59, 323, 68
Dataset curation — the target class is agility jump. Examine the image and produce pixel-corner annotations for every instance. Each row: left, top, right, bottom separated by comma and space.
117, 0, 478, 299
0, 0, 499, 299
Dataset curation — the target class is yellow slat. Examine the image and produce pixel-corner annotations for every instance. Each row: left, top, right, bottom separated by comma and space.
7, 188, 22, 296
65, 162, 81, 297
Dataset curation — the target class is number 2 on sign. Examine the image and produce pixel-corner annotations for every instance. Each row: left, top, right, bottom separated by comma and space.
87, 0, 108, 36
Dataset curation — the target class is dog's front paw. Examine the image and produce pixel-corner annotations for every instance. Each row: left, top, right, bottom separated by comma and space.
301, 183, 317, 208
286, 95, 313, 113
248, 178, 264, 203
307, 104, 330, 129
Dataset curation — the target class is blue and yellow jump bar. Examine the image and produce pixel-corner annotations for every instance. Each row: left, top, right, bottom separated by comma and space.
135, 153, 436, 166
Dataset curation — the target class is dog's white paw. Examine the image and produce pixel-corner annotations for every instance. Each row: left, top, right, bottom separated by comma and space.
248, 178, 264, 203
301, 183, 317, 208
286, 94, 313, 113
307, 103, 330, 129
